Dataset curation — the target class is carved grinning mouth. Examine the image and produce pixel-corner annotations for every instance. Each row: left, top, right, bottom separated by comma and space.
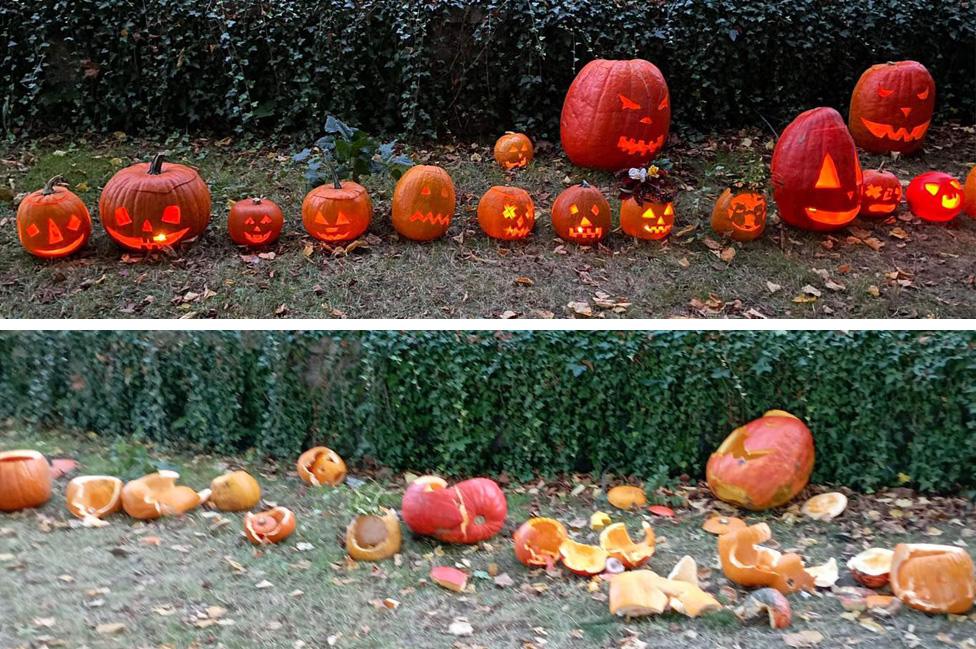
860, 118, 930, 142
643, 224, 671, 235
941, 194, 961, 210
409, 211, 451, 225
244, 230, 272, 244
617, 134, 665, 157
803, 207, 859, 225
504, 226, 532, 238
107, 227, 191, 250
502, 156, 527, 170
866, 203, 897, 214
571, 226, 603, 241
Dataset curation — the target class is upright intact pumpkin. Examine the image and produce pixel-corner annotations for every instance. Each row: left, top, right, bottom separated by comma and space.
302, 171, 372, 243
401, 476, 507, 544
0, 450, 52, 512
551, 181, 611, 244
16, 176, 92, 259
561, 59, 671, 170
771, 107, 862, 232
391, 165, 455, 241
849, 61, 935, 154
99, 153, 211, 251
711, 190, 767, 241
906, 171, 964, 223
494, 132, 534, 170
228, 198, 283, 246
621, 198, 674, 240
859, 170, 902, 218
963, 166, 976, 217
477, 186, 535, 240
706, 410, 815, 510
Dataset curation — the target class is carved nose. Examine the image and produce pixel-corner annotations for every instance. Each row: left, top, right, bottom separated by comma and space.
640, 116, 652, 125
900, 107, 912, 118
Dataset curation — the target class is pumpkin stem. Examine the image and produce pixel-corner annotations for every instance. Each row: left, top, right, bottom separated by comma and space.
251, 197, 263, 205
328, 164, 342, 190
41, 176, 64, 195
148, 153, 166, 175
579, 180, 591, 188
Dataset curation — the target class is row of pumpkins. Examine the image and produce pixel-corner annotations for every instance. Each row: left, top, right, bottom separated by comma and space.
2, 410, 973, 624
15, 59, 976, 260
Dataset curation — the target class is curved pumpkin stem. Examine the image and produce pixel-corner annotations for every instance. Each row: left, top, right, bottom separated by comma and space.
148, 153, 166, 175
41, 176, 64, 195
579, 180, 591, 188
328, 164, 342, 190
251, 197, 263, 205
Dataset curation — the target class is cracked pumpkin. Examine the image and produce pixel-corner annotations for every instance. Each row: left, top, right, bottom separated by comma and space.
401, 476, 507, 544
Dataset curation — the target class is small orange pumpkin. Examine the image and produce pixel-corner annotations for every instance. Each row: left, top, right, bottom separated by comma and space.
302, 175, 372, 243
859, 170, 902, 218
717, 522, 814, 594
711, 190, 767, 241
65, 475, 123, 522
228, 198, 283, 247
209, 471, 262, 511
16, 177, 92, 259
477, 186, 535, 240
493, 132, 534, 170
345, 509, 402, 561
607, 485, 647, 510
621, 198, 675, 240
513, 517, 568, 567
551, 181, 611, 245
890, 544, 974, 614
296, 447, 347, 486
0, 450, 53, 511
391, 165, 455, 241
244, 506, 296, 545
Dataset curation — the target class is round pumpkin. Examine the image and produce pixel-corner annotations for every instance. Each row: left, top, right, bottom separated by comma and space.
0, 450, 52, 512
551, 181, 611, 244
244, 506, 296, 545
99, 153, 211, 251
346, 509, 402, 561
963, 166, 976, 217
561, 59, 671, 170
621, 198, 674, 240
906, 171, 964, 223
65, 475, 123, 522
706, 410, 815, 511
16, 177, 92, 259
302, 178, 372, 243
771, 107, 863, 232
228, 198, 283, 247
859, 170, 902, 218
296, 447, 346, 487
513, 518, 568, 567
711, 190, 767, 241
209, 470, 262, 511
391, 165, 455, 241
477, 186, 535, 240
849, 61, 935, 154
401, 476, 507, 544
493, 132, 534, 170
890, 544, 974, 614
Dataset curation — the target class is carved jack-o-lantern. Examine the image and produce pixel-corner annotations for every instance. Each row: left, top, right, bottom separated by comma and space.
621, 198, 674, 240
906, 172, 964, 223
561, 59, 671, 171
849, 61, 935, 154
99, 153, 211, 251
493, 132, 534, 170
16, 176, 92, 259
772, 108, 863, 232
711, 190, 767, 242
477, 186, 535, 240
391, 165, 456, 241
228, 198, 284, 247
301, 177, 372, 243
859, 170, 902, 218
551, 181, 611, 245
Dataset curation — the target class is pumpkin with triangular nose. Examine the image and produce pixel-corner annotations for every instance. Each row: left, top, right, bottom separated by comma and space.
17, 176, 92, 259
301, 173, 372, 243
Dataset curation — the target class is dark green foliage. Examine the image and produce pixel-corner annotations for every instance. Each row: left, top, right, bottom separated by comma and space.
1, 1, 972, 138
0, 331, 973, 492
293, 116, 413, 186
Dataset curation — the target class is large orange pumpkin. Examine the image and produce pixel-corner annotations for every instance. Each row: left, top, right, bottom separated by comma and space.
706, 410, 815, 510
560, 59, 671, 170
551, 181, 611, 245
401, 476, 507, 544
859, 170, 902, 218
0, 450, 52, 512
391, 165, 455, 241
772, 107, 863, 232
890, 544, 975, 614
16, 177, 92, 259
228, 198, 284, 247
849, 61, 935, 155
963, 166, 976, 217
710, 190, 767, 241
302, 177, 372, 243
493, 132, 534, 170
99, 153, 211, 251
513, 517, 568, 567
477, 186, 535, 240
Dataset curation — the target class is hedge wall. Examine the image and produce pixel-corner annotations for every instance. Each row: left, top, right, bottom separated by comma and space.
1, 331, 974, 493
1, 1, 973, 138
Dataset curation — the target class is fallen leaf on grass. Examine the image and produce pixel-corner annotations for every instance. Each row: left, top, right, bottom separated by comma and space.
448, 619, 474, 637
255, 580, 273, 589
783, 630, 823, 647
493, 573, 514, 588
719, 247, 736, 263
566, 301, 592, 318
96, 623, 126, 635
767, 281, 782, 294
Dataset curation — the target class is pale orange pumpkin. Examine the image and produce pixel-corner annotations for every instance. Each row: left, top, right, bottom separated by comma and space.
296, 447, 347, 486
599, 522, 656, 568
559, 539, 609, 576
717, 522, 815, 594
209, 471, 262, 511
345, 509, 402, 561
0, 450, 52, 512
65, 475, 123, 522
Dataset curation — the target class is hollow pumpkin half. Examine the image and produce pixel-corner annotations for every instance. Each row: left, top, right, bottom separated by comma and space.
717, 522, 814, 594
346, 509, 402, 561
296, 447, 347, 487
559, 539, 609, 576
121, 471, 209, 520
847, 547, 894, 588
66, 475, 123, 523
801, 492, 847, 521
599, 522, 656, 568
244, 506, 297, 545
513, 518, 568, 568
890, 544, 975, 614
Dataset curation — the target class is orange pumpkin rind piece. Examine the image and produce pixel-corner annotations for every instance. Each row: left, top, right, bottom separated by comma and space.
65, 475, 123, 524
718, 522, 815, 594
702, 515, 746, 536
346, 509, 402, 562
667, 555, 699, 587
805, 557, 839, 588
209, 470, 262, 512
890, 543, 975, 614
647, 572, 722, 618
513, 518, 568, 568
599, 522, 656, 568
734, 587, 792, 629
121, 471, 208, 520
0, 449, 53, 512
607, 485, 647, 510
430, 566, 468, 592
559, 539, 609, 576
801, 492, 848, 521
296, 447, 347, 487
609, 571, 669, 618
847, 547, 894, 588
244, 506, 296, 545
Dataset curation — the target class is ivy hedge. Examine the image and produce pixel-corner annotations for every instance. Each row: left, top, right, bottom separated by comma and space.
1, 1, 973, 138
1, 331, 974, 493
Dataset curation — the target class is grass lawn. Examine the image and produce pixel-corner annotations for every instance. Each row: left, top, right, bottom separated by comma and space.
1, 428, 974, 648
0, 125, 974, 319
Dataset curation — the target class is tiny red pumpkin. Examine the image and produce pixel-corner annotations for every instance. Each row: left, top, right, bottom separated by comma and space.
228, 197, 284, 247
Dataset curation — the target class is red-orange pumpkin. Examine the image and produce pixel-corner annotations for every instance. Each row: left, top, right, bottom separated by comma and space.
963, 166, 976, 217
706, 410, 815, 511
494, 132, 534, 170
99, 153, 211, 251
302, 178, 372, 243
710, 190, 767, 241
477, 186, 535, 240
906, 171, 964, 223
621, 198, 674, 240
561, 59, 671, 170
772, 107, 862, 232
401, 476, 507, 544
0, 450, 52, 512
513, 517, 567, 567
551, 181, 611, 245
849, 61, 935, 155
16, 177, 92, 259
391, 165, 455, 241
228, 198, 283, 247
859, 170, 902, 218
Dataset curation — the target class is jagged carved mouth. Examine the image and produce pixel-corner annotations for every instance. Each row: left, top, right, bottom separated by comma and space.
106, 227, 191, 250
643, 224, 671, 235
502, 156, 527, 170
803, 206, 859, 225
244, 230, 273, 244
860, 118, 930, 142
504, 226, 532, 238
617, 134, 665, 157
570, 226, 603, 241
410, 211, 451, 225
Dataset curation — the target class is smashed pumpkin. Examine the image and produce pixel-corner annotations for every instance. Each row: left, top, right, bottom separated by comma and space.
65, 475, 123, 523
209, 470, 261, 511
346, 508, 402, 561
244, 506, 296, 545
121, 471, 209, 520
718, 522, 814, 594
401, 476, 507, 544
848, 547, 894, 588
513, 517, 568, 568
0, 450, 52, 512
890, 544, 975, 614
702, 515, 746, 536
801, 492, 848, 521
296, 447, 347, 487
607, 485, 647, 510
559, 539, 609, 576
599, 522, 656, 568
609, 571, 669, 618
735, 588, 792, 629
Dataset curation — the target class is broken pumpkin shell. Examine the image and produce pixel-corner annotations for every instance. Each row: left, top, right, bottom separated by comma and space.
717, 522, 815, 594
209, 470, 262, 511
609, 570, 669, 618
667, 555, 699, 587
889, 543, 975, 614
599, 521, 656, 569
702, 515, 746, 536
65, 475, 123, 522
121, 471, 209, 520
346, 508, 402, 562
401, 475, 507, 544
734, 587, 792, 629
296, 446, 347, 486
648, 572, 722, 618
806, 557, 840, 588
590, 511, 612, 531
847, 547, 894, 588
244, 506, 296, 545
607, 485, 647, 510
513, 517, 568, 568
430, 566, 468, 592
801, 492, 848, 521
559, 538, 609, 576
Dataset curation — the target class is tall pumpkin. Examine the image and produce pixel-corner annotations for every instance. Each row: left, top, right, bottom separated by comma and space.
771, 107, 862, 232
16, 176, 92, 259
849, 61, 935, 155
0, 450, 52, 512
99, 153, 211, 251
560, 59, 671, 171
391, 165, 456, 241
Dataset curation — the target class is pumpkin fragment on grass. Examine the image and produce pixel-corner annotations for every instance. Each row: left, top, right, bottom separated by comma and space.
346, 509, 402, 561
296, 447, 347, 487
244, 506, 296, 545
599, 522, 656, 569
734, 587, 792, 629
513, 518, 567, 568
889, 543, 975, 614
717, 522, 815, 594
65, 475, 123, 524
847, 547, 894, 588
430, 566, 468, 592
606, 485, 647, 510
801, 492, 848, 521
121, 471, 209, 520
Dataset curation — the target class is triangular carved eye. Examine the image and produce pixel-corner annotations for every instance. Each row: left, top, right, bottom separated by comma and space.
245, 217, 255, 225
115, 206, 133, 226
619, 95, 640, 110
420, 186, 431, 196
641, 207, 655, 219
569, 204, 579, 215
917, 89, 929, 100
67, 214, 82, 231
261, 215, 273, 224
815, 154, 841, 189
314, 211, 327, 225
658, 95, 669, 111
664, 204, 674, 216
161, 205, 181, 224
336, 212, 350, 225
924, 183, 939, 196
